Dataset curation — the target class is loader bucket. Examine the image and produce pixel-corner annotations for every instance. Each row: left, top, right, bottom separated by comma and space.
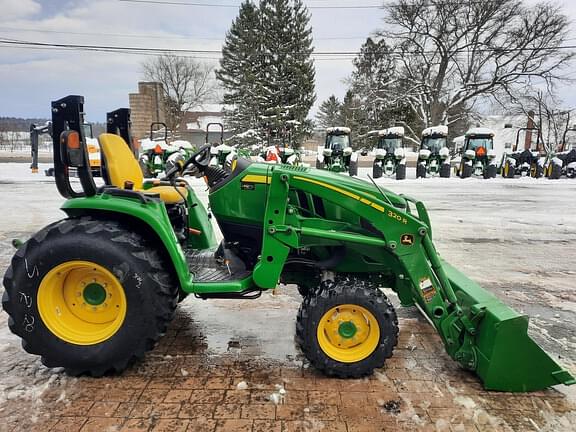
443, 261, 575, 392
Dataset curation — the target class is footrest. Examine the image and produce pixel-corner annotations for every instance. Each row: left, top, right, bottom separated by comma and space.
186, 249, 251, 283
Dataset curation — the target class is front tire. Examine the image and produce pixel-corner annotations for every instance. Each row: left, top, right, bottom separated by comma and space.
373, 164, 383, 179
349, 161, 358, 176
296, 279, 398, 378
416, 163, 426, 178
2, 217, 178, 376
396, 164, 406, 180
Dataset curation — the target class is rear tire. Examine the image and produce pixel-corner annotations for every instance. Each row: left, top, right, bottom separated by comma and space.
373, 164, 383, 179
2, 217, 178, 376
484, 165, 497, 179
503, 160, 515, 178
416, 163, 426, 178
440, 163, 451, 178
395, 164, 406, 180
316, 160, 324, 170
349, 161, 358, 176
460, 163, 472, 178
296, 279, 398, 378
549, 163, 562, 180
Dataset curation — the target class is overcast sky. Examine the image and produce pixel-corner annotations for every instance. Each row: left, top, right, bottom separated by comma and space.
0, 0, 575, 123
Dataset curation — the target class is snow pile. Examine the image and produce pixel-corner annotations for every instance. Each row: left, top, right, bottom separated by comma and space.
268, 384, 286, 405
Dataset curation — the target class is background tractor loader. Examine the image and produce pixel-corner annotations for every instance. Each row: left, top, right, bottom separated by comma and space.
455, 128, 498, 179
371, 127, 407, 180
500, 125, 544, 178
416, 125, 451, 178
316, 127, 358, 176
3, 95, 574, 393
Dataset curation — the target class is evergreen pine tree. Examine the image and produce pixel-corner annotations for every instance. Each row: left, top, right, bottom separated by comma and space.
216, 1, 263, 132
217, 0, 316, 145
316, 95, 342, 128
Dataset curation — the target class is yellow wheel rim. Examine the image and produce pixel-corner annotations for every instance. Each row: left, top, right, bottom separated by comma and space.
317, 304, 380, 363
37, 261, 127, 345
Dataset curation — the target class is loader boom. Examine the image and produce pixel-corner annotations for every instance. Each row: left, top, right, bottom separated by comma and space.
247, 165, 575, 392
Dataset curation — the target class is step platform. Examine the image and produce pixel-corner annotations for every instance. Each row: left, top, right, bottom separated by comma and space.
185, 248, 251, 283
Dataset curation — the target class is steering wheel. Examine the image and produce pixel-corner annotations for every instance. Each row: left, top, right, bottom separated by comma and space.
164, 144, 212, 179
183, 144, 212, 172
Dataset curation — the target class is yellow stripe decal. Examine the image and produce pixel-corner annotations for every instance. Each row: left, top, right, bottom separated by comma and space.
241, 175, 271, 184
293, 176, 385, 213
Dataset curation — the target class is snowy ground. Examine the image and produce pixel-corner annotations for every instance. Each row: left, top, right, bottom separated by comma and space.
0, 162, 575, 431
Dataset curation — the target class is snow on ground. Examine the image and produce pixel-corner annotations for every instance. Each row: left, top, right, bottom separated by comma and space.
0, 162, 575, 423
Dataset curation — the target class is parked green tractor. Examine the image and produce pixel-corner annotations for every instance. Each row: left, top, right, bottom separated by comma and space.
3, 95, 574, 392
371, 127, 407, 180
416, 126, 451, 178
138, 122, 195, 177
316, 127, 359, 176
455, 128, 498, 179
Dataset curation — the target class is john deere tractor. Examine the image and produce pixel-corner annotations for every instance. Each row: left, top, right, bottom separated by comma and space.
139, 122, 195, 177
316, 127, 358, 176
2, 95, 574, 392
455, 128, 498, 179
416, 126, 451, 178
371, 127, 407, 180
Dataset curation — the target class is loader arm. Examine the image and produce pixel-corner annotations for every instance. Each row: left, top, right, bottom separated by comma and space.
252, 166, 575, 392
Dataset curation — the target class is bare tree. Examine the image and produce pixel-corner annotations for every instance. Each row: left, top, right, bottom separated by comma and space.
142, 55, 216, 131
378, 0, 573, 141
510, 90, 573, 152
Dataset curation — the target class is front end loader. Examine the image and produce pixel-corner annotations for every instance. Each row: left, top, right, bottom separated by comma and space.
455, 128, 498, 179
417, 125, 451, 178
2, 95, 574, 392
371, 127, 407, 180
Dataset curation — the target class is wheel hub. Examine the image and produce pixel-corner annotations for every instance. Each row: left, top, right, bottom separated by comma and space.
83, 282, 107, 306
338, 320, 357, 339
317, 304, 380, 363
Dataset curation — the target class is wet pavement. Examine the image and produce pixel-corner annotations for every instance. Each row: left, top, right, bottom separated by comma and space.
0, 163, 575, 431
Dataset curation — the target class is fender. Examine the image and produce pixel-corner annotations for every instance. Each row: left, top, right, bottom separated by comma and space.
61, 193, 193, 292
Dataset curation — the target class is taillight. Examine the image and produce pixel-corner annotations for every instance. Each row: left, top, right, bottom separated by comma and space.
60, 130, 83, 167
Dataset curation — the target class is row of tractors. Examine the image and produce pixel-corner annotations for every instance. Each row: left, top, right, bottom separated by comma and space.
314, 123, 576, 180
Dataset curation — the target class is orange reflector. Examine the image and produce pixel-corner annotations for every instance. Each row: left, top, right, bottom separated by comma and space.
188, 228, 202, 236
154, 144, 163, 154
66, 131, 81, 149
476, 146, 486, 157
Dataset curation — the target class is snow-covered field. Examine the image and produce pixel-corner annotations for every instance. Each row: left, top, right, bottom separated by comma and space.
0, 162, 575, 421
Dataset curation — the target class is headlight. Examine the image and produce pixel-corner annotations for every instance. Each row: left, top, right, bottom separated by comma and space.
419, 149, 431, 159
375, 148, 387, 158
465, 149, 476, 159
394, 148, 405, 159
323, 148, 332, 157
343, 147, 353, 156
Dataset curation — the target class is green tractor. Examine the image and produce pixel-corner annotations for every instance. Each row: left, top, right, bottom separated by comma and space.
2, 95, 575, 392
370, 127, 407, 180
316, 127, 359, 176
416, 125, 451, 178
138, 122, 195, 178
455, 128, 498, 179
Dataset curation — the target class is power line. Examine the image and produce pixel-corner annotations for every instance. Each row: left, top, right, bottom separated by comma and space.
118, 0, 384, 9
1, 37, 574, 57
0, 26, 372, 42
